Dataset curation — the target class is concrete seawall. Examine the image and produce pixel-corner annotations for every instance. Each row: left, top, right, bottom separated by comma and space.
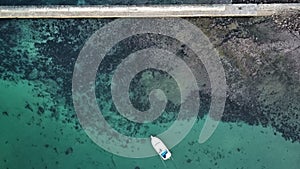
0, 3, 299, 18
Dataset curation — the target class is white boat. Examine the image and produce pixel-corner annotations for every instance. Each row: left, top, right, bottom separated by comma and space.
150, 135, 172, 160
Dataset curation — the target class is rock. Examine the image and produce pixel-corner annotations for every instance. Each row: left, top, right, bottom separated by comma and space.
65, 147, 73, 155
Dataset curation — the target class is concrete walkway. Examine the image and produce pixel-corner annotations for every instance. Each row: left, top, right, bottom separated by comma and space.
0, 4, 299, 18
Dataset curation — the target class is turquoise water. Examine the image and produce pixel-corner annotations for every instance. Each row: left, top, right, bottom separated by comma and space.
0, 18, 299, 169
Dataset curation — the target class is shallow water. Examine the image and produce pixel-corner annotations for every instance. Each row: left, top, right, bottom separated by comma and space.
0, 16, 299, 169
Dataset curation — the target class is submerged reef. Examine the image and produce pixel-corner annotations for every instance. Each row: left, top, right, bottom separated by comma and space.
0, 11, 299, 144
188, 11, 300, 142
